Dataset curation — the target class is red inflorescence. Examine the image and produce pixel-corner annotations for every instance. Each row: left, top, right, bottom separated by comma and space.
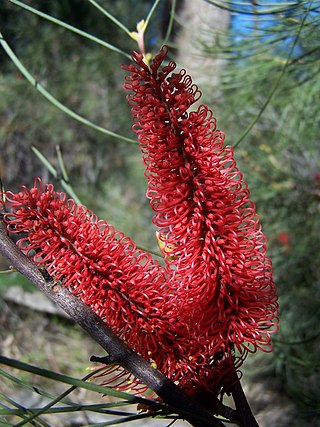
123, 45, 279, 381
0, 178, 228, 396
0, 46, 278, 400
0, 180, 179, 373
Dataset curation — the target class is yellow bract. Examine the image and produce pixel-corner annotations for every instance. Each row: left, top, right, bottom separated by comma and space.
129, 19, 147, 42
129, 20, 152, 66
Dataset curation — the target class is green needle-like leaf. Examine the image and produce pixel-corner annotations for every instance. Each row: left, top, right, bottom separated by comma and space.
8, 0, 130, 59
0, 33, 136, 144
0, 356, 159, 407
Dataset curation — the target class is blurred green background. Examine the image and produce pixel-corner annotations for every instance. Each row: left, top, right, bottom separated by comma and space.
0, 0, 319, 425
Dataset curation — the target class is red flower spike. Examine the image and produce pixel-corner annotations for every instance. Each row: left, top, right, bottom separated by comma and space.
123, 45, 279, 382
0, 179, 232, 396
0, 180, 179, 375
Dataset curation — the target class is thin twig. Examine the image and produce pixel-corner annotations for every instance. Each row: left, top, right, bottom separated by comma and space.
230, 373, 260, 427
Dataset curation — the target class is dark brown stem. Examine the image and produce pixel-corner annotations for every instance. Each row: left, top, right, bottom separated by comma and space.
230, 373, 260, 427
0, 223, 224, 427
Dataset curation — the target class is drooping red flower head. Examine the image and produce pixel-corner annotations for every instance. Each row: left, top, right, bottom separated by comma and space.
0, 179, 235, 396
0, 179, 182, 390
122, 46, 278, 367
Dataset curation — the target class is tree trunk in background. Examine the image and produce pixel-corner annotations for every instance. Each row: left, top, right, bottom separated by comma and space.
173, 0, 230, 103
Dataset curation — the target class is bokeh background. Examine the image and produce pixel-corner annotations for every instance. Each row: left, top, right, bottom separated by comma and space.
0, 1, 319, 426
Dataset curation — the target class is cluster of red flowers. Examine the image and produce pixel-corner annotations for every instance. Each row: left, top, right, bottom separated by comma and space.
0, 46, 278, 398
123, 45, 278, 352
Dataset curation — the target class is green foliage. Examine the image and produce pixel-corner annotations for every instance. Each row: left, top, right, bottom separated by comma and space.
0, 355, 173, 426
0, 2, 131, 189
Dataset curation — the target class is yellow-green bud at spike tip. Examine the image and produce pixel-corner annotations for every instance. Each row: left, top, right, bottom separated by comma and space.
129, 19, 148, 57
